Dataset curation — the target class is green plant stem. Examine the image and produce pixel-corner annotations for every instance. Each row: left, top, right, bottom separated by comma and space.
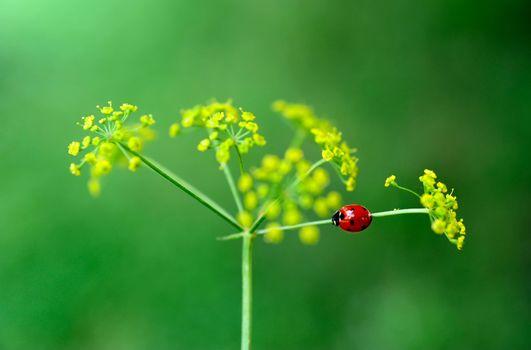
241, 233, 254, 350
257, 219, 331, 235
119, 143, 243, 230
219, 208, 430, 240
394, 184, 421, 198
371, 208, 429, 217
223, 165, 244, 214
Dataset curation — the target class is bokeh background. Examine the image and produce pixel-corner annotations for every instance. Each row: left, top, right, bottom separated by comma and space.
1, 0, 530, 349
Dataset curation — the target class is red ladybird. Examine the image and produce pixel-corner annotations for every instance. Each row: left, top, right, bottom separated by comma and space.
332, 204, 372, 232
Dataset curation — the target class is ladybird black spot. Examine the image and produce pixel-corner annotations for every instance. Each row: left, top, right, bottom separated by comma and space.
361, 224, 367, 230
350, 219, 355, 226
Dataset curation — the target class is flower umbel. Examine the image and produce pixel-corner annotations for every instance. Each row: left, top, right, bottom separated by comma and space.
66, 101, 156, 196
384, 169, 467, 250
238, 149, 342, 245
170, 100, 266, 168
273, 100, 359, 191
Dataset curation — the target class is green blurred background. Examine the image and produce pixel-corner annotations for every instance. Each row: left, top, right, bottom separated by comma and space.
1, 0, 530, 349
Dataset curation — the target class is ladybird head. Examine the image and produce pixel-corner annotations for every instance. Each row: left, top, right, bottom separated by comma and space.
331, 209, 344, 226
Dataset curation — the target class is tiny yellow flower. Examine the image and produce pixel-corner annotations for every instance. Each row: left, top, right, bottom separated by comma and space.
265, 200, 281, 220
299, 226, 320, 245
326, 191, 342, 209
99, 142, 115, 156
94, 159, 112, 175
128, 137, 144, 152
264, 223, 283, 244
322, 149, 334, 161
128, 156, 141, 172
313, 168, 329, 187
92, 137, 101, 146
83, 152, 97, 164
346, 177, 356, 192
420, 193, 435, 208
120, 103, 138, 112
253, 133, 266, 146
82, 115, 95, 130
431, 219, 446, 234
241, 111, 256, 121
384, 175, 396, 187
169, 123, 181, 137
238, 173, 253, 193
98, 101, 113, 115
81, 136, 91, 149
283, 208, 302, 225
69, 163, 80, 176
436, 182, 448, 193
262, 155, 280, 171
424, 169, 437, 179
313, 197, 329, 218
140, 114, 156, 126
68, 141, 80, 156
197, 139, 211, 152
285, 148, 304, 163
237, 211, 253, 228
209, 131, 219, 140
457, 235, 465, 250
244, 191, 258, 211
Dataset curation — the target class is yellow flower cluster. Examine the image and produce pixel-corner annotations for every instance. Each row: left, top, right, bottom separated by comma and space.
418, 169, 466, 250
169, 100, 266, 167
67, 102, 156, 196
272, 100, 359, 191
238, 148, 342, 245
386, 170, 467, 250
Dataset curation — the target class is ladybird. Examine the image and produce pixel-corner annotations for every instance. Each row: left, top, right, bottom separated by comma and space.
331, 204, 372, 232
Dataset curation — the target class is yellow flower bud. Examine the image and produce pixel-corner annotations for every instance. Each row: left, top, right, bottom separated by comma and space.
169, 123, 181, 137
420, 194, 435, 209
265, 201, 281, 220
322, 149, 334, 161
237, 211, 253, 228
384, 175, 396, 187
140, 114, 156, 126
197, 139, 211, 152
313, 197, 329, 218
283, 208, 302, 225
313, 168, 329, 187
128, 137, 143, 152
83, 152, 97, 164
299, 226, 319, 245
285, 148, 304, 163
431, 219, 446, 234
82, 115, 95, 130
253, 133, 266, 146
94, 159, 112, 175
99, 142, 115, 156
238, 173, 253, 192
128, 156, 141, 172
68, 141, 80, 156
457, 235, 465, 250
241, 111, 256, 121
326, 191, 342, 209
264, 223, 283, 244
69, 163, 80, 176
81, 136, 91, 149
120, 103, 138, 112
244, 191, 258, 211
